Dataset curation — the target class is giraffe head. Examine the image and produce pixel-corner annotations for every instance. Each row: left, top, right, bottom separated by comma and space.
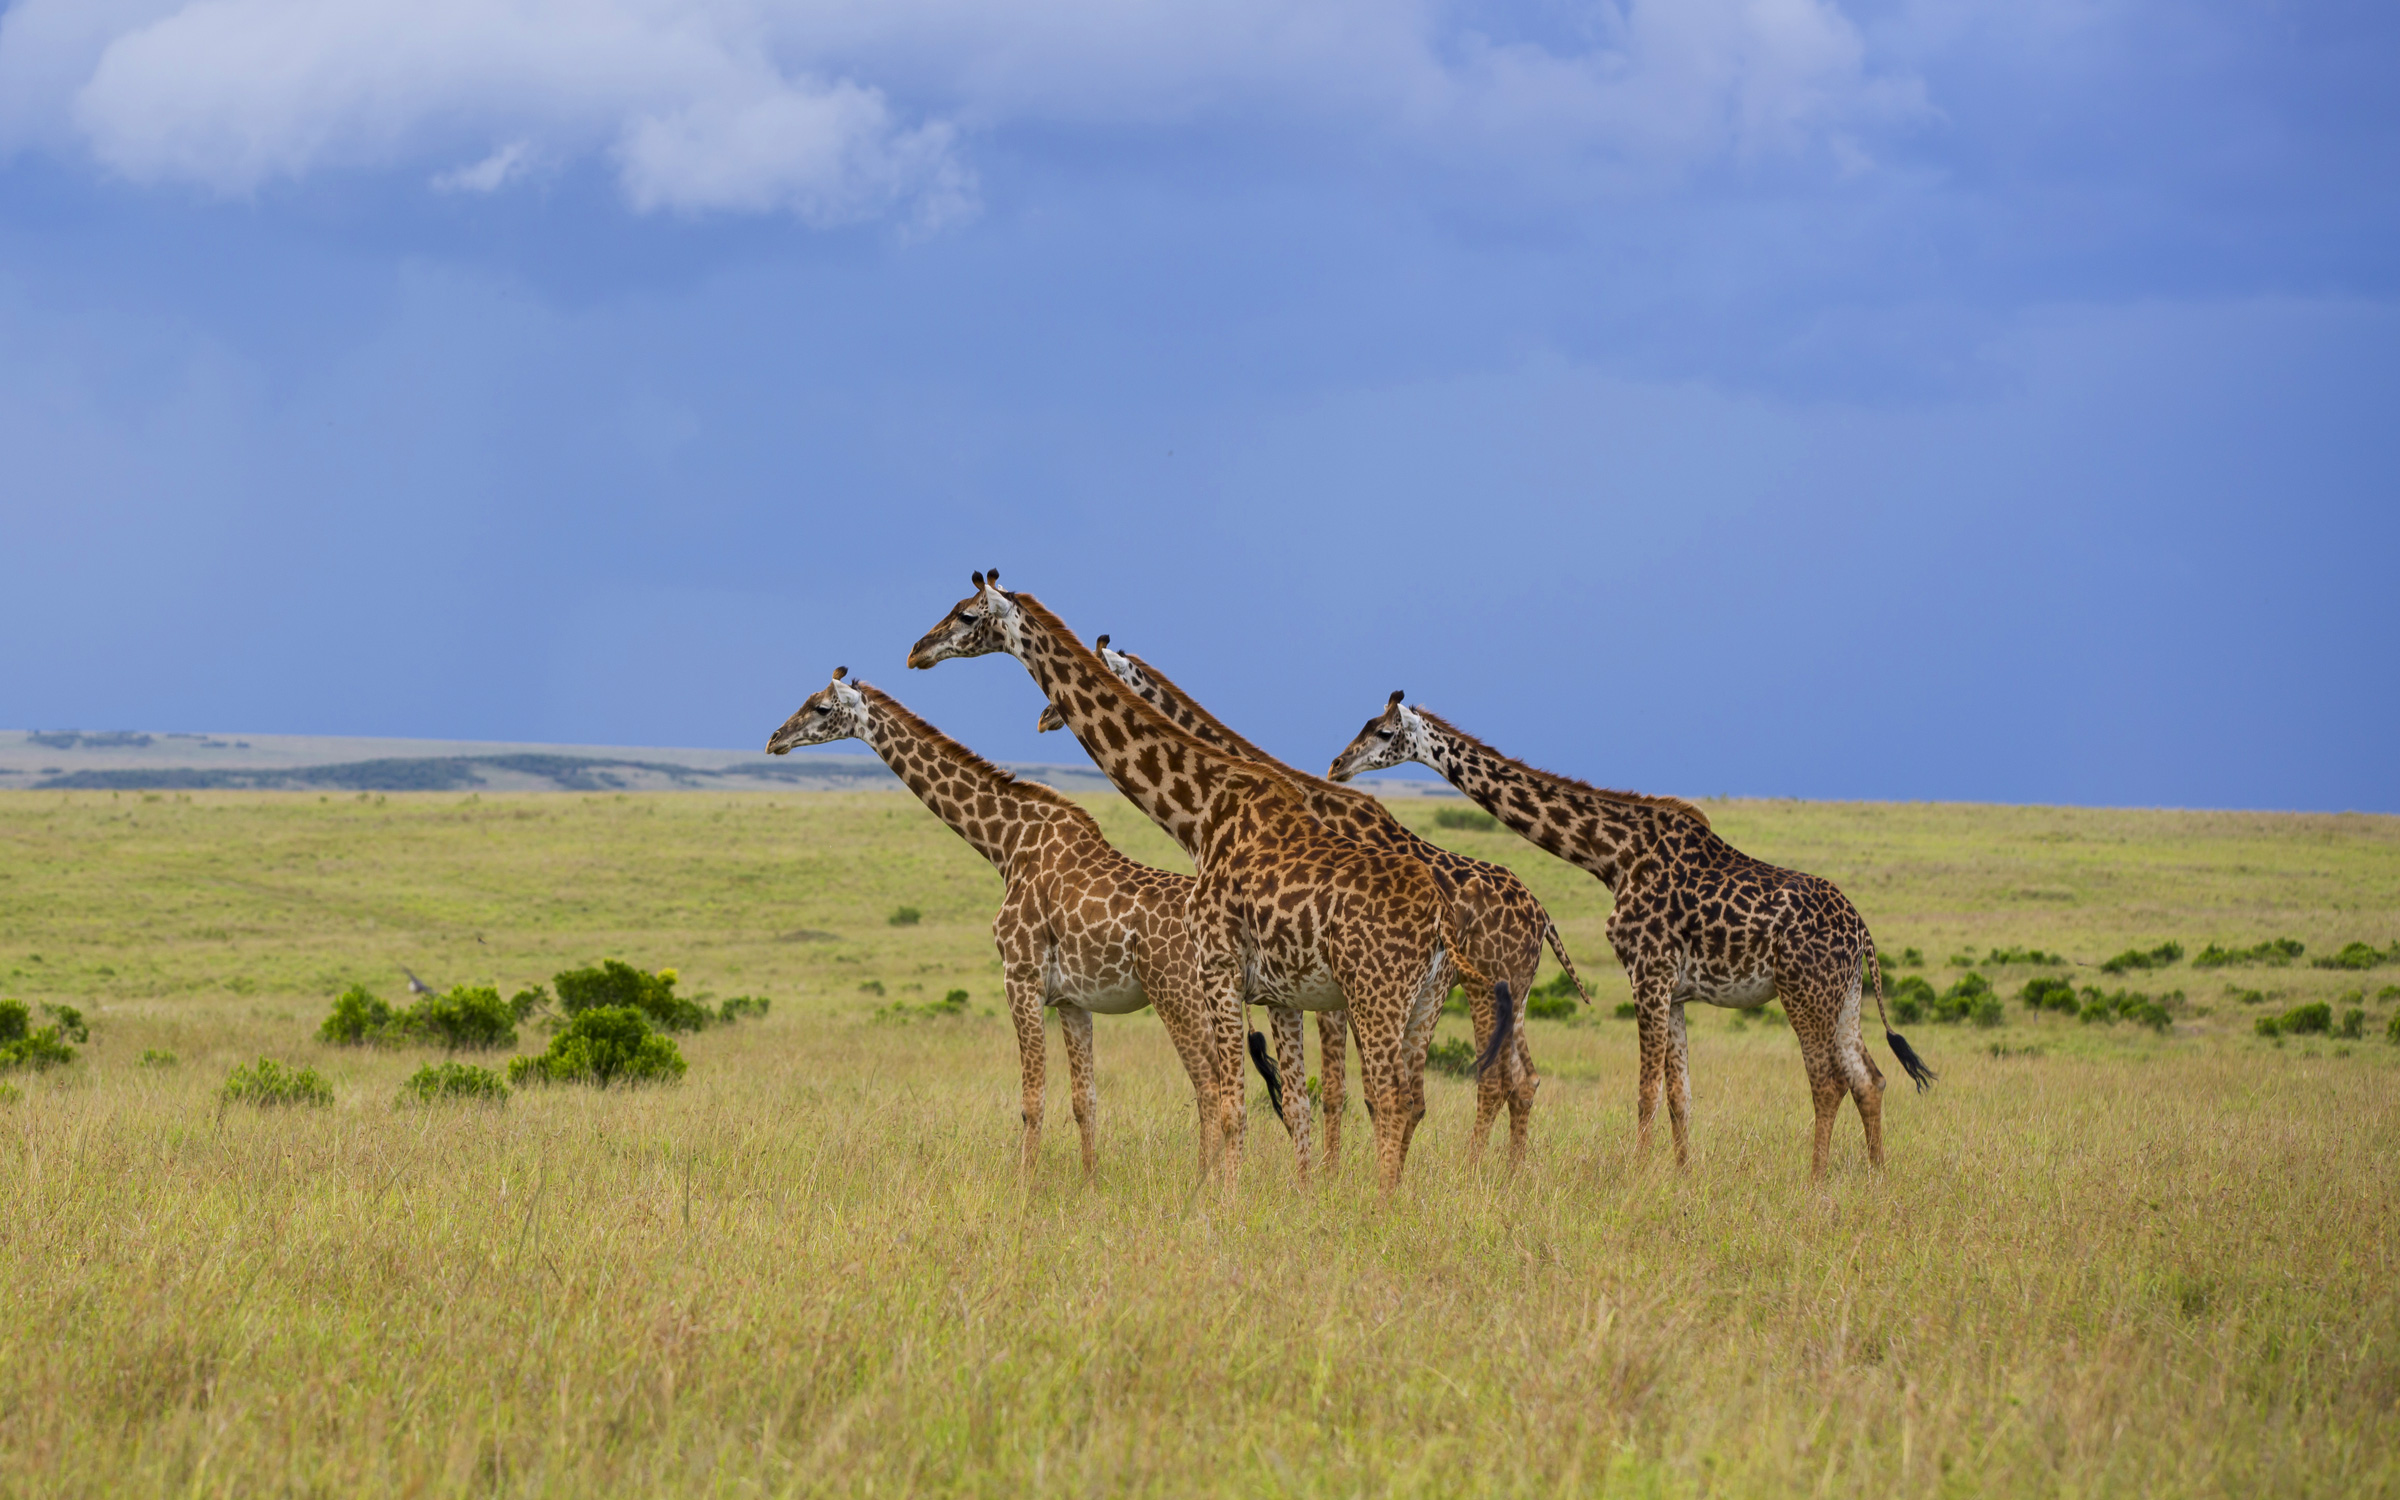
907, 569, 1022, 669
1032, 634, 1115, 732
766, 667, 872, 754
1326, 690, 1433, 782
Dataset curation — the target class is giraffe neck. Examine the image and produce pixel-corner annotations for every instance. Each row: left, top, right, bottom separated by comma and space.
854, 684, 1064, 872
1412, 710, 1676, 896
999, 593, 1288, 869
1111, 649, 1423, 852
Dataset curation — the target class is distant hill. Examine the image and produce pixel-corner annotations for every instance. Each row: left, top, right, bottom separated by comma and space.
0, 729, 1122, 796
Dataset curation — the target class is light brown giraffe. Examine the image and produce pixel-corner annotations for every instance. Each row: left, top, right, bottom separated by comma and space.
766, 669, 1237, 1180
1329, 694, 1935, 1176
1033, 638, 1589, 1169
909, 573, 1495, 1193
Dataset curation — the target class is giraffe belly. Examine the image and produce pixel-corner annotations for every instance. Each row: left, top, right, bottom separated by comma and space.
1247, 953, 1347, 1012
1673, 963, 1778, 1010
1044, 947, 1149, 1014
1063, 979, 1150, 1015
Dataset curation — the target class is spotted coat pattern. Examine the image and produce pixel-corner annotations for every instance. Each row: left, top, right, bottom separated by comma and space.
1329, 695, 1934, 1176
910, 577, 1482, 1193
1037, 642, 1588, 1170
767, 672, 1233, 1179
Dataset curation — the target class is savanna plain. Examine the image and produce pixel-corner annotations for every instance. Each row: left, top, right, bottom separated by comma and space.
2, 787, 2397, 1498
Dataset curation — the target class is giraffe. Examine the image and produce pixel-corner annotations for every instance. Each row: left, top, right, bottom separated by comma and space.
1328, 693, 1935, 1177
909, 573, 1496, 1193
1034, 638, 1590, 1169
766, 669, 1236, 1180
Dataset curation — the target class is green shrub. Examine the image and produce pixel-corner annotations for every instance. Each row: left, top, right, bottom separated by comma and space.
1983, 946, 2066, 967
508, 985, 550, 1021
1887, 973, 1937, 1025
2020, 977, 2079, 1013
859, 980, 886, 996
508, 1007, 686, 1088
2257, 1001, 2332, 1038
875, 989, 972, 1024
1613, 1002, 1638, 1020
2192, 938, 2305, 969
221, 1057, 333, 1107
2388, 1011, 2400, 1045
2224, 986, 2267, 1006
2101, 942, 2184, 975
399, 1061, 509, 1105
1888, 947, 1926, 969
2379, 985, 2400, 1001
1970, 994, 2005, 1028
1433, 807, 1498, 832
1426, 1037, 1477, 1076
0, 1081, 17, 1105
1525, 988, 1577, 1021
2337, 1008, 2366, 1040
553, 960, 712, 1033
2313, 941, 2397, 971
717, 994, 770, 1022
139, 1048, 177, 1068
1930, 972, 1993, 1024
889, 907, 923, 927
0, 999, 81, 1071
318, 984, 397, 1045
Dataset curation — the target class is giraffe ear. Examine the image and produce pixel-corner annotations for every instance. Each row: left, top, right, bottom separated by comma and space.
970, 570, 984, 588
986, 567, 1001, 586
1388, 690, 1405, 706
833, 666, 847, 681
1095, 634, 1110, 651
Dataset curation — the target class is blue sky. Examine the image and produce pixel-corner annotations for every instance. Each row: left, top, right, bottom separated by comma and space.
1, 0, 2393, 810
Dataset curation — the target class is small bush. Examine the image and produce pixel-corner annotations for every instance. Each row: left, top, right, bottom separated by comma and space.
718, 994, 771, 1023
2388, 1011, 2400, 1045
408, 986, 518, 1050
1433, 807, 1498, 832
318, 984, 396, 1045
2337, 1008, 2366, 1040
1970, 994, 2006, 1028
1427, 1036, 1477, 1076
2192, 938, 2305, 969
859, 980, 886, 996
508, 1007, 686, 1088
2101, 942, 2184, 975
508, 985, 550, 1021
2257, 1001, 2332, 1038
399, 1061, 509, 1106
1525, 988, 1577, 1021
2020, 977, 2079, 1013
1888, 973, 1938, 1025
221, 1057, 333, 1107
1613, 1002, 1638, 1020
0, 999, 80, 1071
1930, 972, 1993, 1024
0, 1081, 17, 1105
140, 1049, 177, 1068
2313, 941, 2397, 971
889, 907, 923, 927
553, 960, 712, 1033
875, 989, 973, 1023
1888, 947, 1925, 969
2379, 985, 2400, 1001
2224, 986, 2267, 1006
1983, 946, 2067, 967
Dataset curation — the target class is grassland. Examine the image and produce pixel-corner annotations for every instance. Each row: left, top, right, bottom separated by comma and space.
2, 788, 2396, 1497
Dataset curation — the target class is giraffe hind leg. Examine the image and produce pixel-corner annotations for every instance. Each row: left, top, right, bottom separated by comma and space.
1058, 1003, 1100, 1181
1316, 1010, 1349, 1171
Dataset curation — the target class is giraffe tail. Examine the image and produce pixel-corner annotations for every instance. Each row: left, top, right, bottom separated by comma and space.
1473, 982, 1515, 1078
1543, 920, 1593, 1005
1867, 941, 1936, 1093
1246, 1030, 1288, 1126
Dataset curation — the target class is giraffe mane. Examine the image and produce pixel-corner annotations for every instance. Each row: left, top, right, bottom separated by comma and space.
1414, 707, 1713, 829
1113, 649, 1284, 770
854, 682, 1092, 821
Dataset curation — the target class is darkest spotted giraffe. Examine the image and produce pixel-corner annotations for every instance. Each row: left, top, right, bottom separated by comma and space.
1330, 693, 1933, 1176
911, 573, 1495, 1193
1035, 639, 1588, 1169
767, 669, 1235, 1180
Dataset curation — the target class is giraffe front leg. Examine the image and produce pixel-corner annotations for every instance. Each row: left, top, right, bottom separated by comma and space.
1268, 1005, 1317, 1187
1629, 969, 1673, 1158
1464, 980, 1504, 1165
1145, 967, 1223, 1182
1058, 1003, 1100, 1181
1663, 1000, 1693, 1168
1001, 959, 1049, 1178
1316, 1010, 1348, 1171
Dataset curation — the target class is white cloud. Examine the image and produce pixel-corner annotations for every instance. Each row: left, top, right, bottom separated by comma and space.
0, 0, 1924, 224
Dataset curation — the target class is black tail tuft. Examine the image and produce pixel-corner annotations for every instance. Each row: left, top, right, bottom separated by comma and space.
1886, 1030, 1936, 1093
1473, 983, 1515, 1078
1247, 1031, 1287, 1123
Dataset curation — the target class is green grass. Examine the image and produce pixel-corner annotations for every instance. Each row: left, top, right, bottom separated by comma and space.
0, 789, 2396, 1496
